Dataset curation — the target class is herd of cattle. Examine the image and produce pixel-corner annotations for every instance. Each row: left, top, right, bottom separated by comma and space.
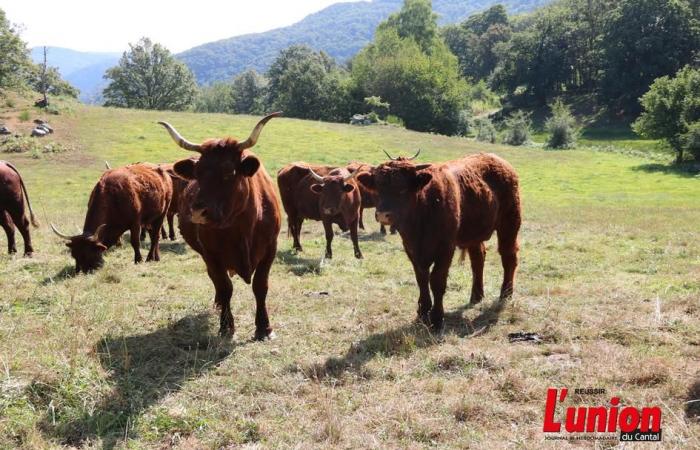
0, 113, 522, 338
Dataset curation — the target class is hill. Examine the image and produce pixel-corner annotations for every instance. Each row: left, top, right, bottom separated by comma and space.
178, 0, 552, 84
0, 97, 697, 447
30, 47, 120, 103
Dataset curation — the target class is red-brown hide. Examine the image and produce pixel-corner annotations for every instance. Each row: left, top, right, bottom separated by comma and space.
0, 161, 38, 256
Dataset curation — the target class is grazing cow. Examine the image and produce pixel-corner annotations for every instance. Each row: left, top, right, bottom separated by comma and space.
277, 163, 363, 259
51, 163, 173, 272
357, 152, 521, 331
347, 161, 396, 235
158, 113, 281, 339
0, 161, 38, 256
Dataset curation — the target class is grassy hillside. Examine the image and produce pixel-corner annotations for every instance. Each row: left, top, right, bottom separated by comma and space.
179, 0, 551, 84
0, 98, 698, 448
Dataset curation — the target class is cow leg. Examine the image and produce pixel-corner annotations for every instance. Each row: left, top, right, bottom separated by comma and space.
429, 249, 453, 332
130, 225, 143, 264
467, 243, 486, 304
390, 225, 398, 235
140, 227, 147, 241
167, 212, 176, 240
411, 260, 432, 325
252, 248, 275, 340
350, 218, 363, 259
160, 225, 167, 240
497, 226, 519, 300
207, 263, 234, 336
0, 211, 16, 255
291, 216, 303, 252
7, 208, 32, 257
322, 218, 334, 259
380, 224, 386, 235
146, 216, 165, 262
358, 207, 365, 230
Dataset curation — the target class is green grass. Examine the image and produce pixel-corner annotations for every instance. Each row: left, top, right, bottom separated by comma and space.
0, 100, 698, 448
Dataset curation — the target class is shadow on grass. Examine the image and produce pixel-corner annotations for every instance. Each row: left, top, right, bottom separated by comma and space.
296, 297, 508, 382
40, 265, 75, 285
687, 378, 700, 420
158, 240, 189, 255
276, 248, 321, 276
33, 313, 233, 449
633, 162, 699, 178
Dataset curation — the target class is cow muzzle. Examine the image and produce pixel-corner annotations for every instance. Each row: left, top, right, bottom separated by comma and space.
323, 207, 339, 215
191, 208, 209, 225
375, 210, 393, 226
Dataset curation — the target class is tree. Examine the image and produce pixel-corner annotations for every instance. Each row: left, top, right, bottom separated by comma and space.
378, 0, 438, 53
601, 0, 700, 113
546, 99, 579, 149
633, 66, 700, 162
230, 70, 267, 114
27, 65, 79, 99
195, 82, 234, 113
267, 45, 352, 121
103, 38, 197, 111
0, 8, 31, 90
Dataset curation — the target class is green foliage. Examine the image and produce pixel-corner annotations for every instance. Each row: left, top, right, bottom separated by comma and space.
195, 82, 234, 114
18, 110, 30, 121
364, 96, 390, 119
455, 109, 472, 137
230, 70, 267, 115
26, 65, 79, 99
474, 117, 497, 143
103, 38, 197, 111
682, 121, 700, 161
633, 66, 700, 162
545, 99, 579, 149
378, 0, 438, 53
601, 0, 700, 112
0, 8, 31, 90
351, 2, 469, 135
502, 110, 531, 146
267, 45, 353, 122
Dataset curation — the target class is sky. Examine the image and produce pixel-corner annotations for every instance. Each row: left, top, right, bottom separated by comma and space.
0, 0, 345, 53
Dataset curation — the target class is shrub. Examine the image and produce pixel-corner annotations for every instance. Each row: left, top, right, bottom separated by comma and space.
18, 110, 30, 121
385, 114, 405, 127
502, 110, 531, 146
545, 99, 578, 149
474, 117, 496, 143
682, 121, 700, 161
455, 109, 472, 136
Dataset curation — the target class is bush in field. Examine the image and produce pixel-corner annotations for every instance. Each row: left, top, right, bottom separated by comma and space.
682, 122, 700, 162
455, 109, 472, 137
502, 110, 531, 146
475, 117, 496, 143
633, 66, 700, 162
545, 99, 578, 149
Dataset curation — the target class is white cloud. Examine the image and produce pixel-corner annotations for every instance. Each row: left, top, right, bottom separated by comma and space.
0, 0, 344, 52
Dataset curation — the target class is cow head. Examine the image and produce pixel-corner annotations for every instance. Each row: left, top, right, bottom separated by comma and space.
356, 150, 430, 227
51, 224, 108, 273
158, 113, 281, 226
308, 167, 357, 216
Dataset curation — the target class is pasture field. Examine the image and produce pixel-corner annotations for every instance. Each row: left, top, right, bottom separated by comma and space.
0, 99, 699, 449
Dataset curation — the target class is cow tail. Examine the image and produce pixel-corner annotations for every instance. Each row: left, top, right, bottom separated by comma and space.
4, 162, 39, 227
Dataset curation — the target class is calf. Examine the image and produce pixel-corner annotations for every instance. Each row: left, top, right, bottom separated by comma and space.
0, 161, 38, 256
51, 163, 173, 272
277, 163, 362, 259
158, 113, 281, 338
357, 153, 521, 331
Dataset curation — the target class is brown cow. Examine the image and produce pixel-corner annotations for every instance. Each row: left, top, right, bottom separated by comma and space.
0, 161, 38, 256
51, 163, 173, 272
158, 162, 189, 241
347, 161, 396, 235
357, 152, 521, 331
277, 163, 362, 259
158, 113, 281, 339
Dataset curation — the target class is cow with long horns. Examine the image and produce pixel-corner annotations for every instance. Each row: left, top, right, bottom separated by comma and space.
277, 163, 363, 259
356, 152, 521, 332
52, 163, 173, 272
0, 161, 38, 256
158, 113, 281, 339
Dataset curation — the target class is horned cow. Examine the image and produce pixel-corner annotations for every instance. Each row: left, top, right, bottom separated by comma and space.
158, 113, 281, 339
357, 152, 522, 331
52, 163, 173, 272
0, 161, 38, 256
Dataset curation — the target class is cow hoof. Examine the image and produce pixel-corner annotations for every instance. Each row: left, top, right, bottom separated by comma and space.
254, 329, 275, 341
469, 295, 483, 305
354, 252, 363, 259
218, 327, 235, 338
431, 324, 445, 340
417, 313, 431, 326
325, 253, 332, 259
24, 252, 33, 258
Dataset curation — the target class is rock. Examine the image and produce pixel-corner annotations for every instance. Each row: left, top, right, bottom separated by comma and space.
31, 128, 47, 137
0, 126, 10, 135
33, 118, 47, 125
37, 124, 53, 133
350, 114, 372, 126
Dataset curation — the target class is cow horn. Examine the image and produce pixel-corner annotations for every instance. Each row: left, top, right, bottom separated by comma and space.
51, 223, 72, 240
104, 161, 111, 170
382, 149, 398, 161
91, 224, 107, 241
415, 163, 431, 170
343, 169, 358, 181
307, 168, 325, 183
238, 112, 282, 151
158, 121, 203, 153
407, 149, 421, 161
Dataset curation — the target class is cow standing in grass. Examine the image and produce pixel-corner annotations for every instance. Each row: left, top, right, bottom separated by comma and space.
357, 152, 521, 331
347, 161, 396, 235
277, 163, 363, 259
158, 114, 281, 339
0, 161, 38, 256
51, 163, 173, 272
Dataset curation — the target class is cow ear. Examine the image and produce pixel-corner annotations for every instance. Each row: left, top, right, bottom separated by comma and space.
310, 184, 323, 194
343, 183, 355, 193
414, 172, 432, 190
173, 158, 196, 180
239, 155, 260, 177
96, 243, 108, 252
357, 172, 375, 191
